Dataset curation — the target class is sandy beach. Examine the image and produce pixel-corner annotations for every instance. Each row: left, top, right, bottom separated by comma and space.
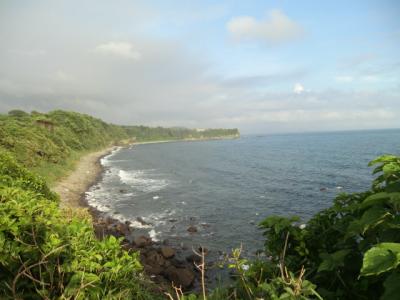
53, 147, 114, 208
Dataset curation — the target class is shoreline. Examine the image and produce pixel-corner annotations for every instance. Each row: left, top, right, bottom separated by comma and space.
53, 147, 117, 208
53, 136, 239, 208
52, 137, 231, 290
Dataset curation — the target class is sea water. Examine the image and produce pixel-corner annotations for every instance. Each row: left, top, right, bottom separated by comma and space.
86, 129, 400, 256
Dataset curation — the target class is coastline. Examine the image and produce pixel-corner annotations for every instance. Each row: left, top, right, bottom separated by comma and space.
52, 137, 230, 290
53, 147, 116, 208
53, 136, 239, 208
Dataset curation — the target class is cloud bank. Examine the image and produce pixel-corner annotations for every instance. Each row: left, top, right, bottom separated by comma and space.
227, 10, 304, 44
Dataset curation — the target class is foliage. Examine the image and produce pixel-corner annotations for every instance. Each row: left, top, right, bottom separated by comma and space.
256, 154, 400, 299
8, 109, 29, 118
0, 150, 159, 299
123, 126, 239, 142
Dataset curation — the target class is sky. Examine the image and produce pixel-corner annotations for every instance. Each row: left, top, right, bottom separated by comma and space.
0, 0, 399, 134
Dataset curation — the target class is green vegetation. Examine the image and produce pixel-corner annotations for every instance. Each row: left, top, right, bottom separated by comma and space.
0, 150, 159, 299
124, 126, 239, 142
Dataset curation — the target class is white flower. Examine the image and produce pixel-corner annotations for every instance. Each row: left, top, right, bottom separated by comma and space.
299, 224, 306, 229
242, 264, 249, 271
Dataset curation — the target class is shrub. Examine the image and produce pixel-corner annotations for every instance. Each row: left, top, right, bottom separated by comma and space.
0, 150, 157, 299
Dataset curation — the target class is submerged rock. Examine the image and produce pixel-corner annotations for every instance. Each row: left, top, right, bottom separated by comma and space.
187, 225, 198, 233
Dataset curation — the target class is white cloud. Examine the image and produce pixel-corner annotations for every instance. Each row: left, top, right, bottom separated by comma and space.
227, 9, 304, 44
94, 42, 142, 60
335, 75, 354, 82
293, 83, 305, 94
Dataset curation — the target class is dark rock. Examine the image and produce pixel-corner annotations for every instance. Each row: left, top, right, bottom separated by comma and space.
320, 187, 327, 192
116, 223, 130, 236
185, 254, 201, 264
134, 235, 152, 248
169, 218, 178, 222
144, 264, 164, 275
187, 225, 198, 233
164, 260, 172, 267
146, 250, 165, 267
105, 217, 114, 225
119, 189, 127, 193
163, 266, 195, 289
161, 246, 176, 258
170, 258, 186, 268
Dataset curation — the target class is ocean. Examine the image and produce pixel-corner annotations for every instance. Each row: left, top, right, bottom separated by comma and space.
86, 129, 400, 257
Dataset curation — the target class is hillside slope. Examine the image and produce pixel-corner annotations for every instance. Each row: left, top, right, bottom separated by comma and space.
0, 110, 239, 183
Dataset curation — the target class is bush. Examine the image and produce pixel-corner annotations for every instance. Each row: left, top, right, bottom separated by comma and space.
0, 150, 157, 299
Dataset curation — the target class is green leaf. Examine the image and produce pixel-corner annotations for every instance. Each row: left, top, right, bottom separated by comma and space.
318, 249, 351, 272
381, 272, 400, 300
368, 155, 398, 167
346, 206, 392, 238
361, 192, 390, 209
386, 181, 400, 193
361, 243, 400, 276
383, 163, 400, 176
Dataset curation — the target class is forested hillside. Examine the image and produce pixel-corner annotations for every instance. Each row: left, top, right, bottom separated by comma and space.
0, 110, 238, 182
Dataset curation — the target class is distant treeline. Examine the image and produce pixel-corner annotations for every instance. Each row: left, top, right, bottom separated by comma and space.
123, 125, 239, 141
0, 110, 238, 178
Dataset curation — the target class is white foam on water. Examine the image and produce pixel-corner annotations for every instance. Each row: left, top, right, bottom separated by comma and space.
128, 220, 153, 229
100, 147, 123, 167
149, 229, 160, 241
118, 169, 169, 193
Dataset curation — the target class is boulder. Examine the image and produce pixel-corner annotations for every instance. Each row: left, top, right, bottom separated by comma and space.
146, 250, 165, 267
116, 223, 130, 236
134, 235, 152, 248
161, 246, 175, 259
170, 258, 186, 268
163, 266, 195, 289
144, 264, 164, 275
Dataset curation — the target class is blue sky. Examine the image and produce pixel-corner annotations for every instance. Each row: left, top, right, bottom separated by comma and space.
0, 0, 399, 133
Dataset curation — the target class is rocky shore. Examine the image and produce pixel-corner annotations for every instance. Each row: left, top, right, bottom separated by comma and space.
88, 211, 204, 290
53, 143, 218, 291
